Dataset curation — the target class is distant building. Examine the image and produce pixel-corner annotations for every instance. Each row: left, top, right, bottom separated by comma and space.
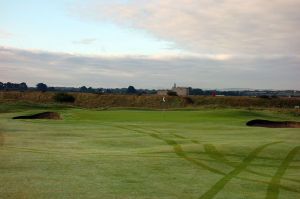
157, 83, 190, 96
157, 90, 169, 96
172, 83, 189, 96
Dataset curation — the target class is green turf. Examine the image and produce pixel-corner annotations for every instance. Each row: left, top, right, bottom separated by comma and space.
0, 103, 299, 199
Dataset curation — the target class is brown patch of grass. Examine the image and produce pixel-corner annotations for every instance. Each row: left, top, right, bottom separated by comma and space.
1, 91, 299, 109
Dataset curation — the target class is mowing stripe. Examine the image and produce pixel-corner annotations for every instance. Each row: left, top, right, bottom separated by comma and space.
199, 142, 280, 199
266, 146, 300, 199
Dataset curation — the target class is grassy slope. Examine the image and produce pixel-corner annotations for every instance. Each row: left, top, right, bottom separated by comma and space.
0, 104, 299, 199
1, 91, 300, 109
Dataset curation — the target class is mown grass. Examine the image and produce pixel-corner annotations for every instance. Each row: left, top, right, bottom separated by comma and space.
0, 103, 299, 198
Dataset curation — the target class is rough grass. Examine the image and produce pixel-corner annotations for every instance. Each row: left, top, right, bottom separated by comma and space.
1, 91, 300, 109
0, 103, 299, 198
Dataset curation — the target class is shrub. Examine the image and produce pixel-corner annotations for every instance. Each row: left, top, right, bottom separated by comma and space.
53, 93, 75, 103
183, 97, 194, 105
167, 91, 178, 96
259, 95, 271, 99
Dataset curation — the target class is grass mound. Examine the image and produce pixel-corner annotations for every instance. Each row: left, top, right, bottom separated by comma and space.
12, 112, 61, 120
1, 91, 300, 109
246, 119, 300, 128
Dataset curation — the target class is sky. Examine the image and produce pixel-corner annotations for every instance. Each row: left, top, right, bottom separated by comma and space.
0, 0, 299, 89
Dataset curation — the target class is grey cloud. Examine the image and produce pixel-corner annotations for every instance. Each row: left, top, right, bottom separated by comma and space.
0, 46, 299, 89
78, 0, 300, 55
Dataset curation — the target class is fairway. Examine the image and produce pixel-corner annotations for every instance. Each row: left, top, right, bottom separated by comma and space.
0, 105, 300, 199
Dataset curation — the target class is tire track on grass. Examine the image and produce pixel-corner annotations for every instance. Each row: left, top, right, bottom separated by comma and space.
266, 146, 300, 199
164, 138, 224, 175
109, 125, 299, 194
148, 128, 201, 145
150, 130, 295, 184
154, 130, 296, 183
202, 143, 267, 179
198, 142, 280, 199
204, 144, 300, 184
117, 125, 225, 175
138, 127, 300, 194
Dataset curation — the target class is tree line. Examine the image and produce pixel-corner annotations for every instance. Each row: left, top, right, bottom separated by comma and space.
0, 82, 239, 96
1, 81, 298, 97
0, 82, 28, 91
0, 82, 49, 92
0, 82, 147, 94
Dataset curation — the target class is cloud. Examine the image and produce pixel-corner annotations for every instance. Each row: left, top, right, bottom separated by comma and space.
77, 0, 300, 55
72, 38, 97, 45
0, 46, 299, 89
0, 29, 13, 38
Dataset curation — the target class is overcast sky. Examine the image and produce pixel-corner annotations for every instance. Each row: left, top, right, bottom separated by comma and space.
0, 0, 299, 89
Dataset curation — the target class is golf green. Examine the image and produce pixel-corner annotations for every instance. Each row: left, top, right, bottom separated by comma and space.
0, 104, 299, 199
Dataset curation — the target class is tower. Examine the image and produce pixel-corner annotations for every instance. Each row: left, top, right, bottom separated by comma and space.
172, 83, 176, 90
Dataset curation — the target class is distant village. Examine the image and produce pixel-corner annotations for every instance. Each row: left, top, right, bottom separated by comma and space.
1, 81, 300, 97
157, 84, 190, 96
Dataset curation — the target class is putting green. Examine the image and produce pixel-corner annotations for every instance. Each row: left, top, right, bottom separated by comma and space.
0, 104, 299, 199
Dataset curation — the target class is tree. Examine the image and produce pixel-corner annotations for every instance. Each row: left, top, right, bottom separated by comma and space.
0, 82, 3, 90
87, 87, 94, 93
5, 82, 13, 90
36, 83, 48, 92
105, 89, 112, 94
190, 88, 203, 95
48, 87, 55, 91
127, 86, 136, 94
80, 86, 88, 92
19, 82, 28, 91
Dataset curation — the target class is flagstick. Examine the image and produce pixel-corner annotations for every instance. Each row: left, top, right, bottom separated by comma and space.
162, 96, 166, 119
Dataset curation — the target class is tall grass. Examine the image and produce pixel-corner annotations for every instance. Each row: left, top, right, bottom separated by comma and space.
0, 91, 299, 109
